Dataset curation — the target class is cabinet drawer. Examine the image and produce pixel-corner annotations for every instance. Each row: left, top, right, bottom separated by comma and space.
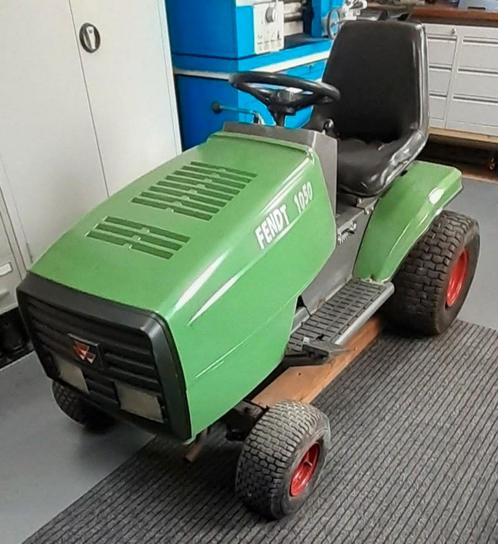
459, 40, 498, 73
429, 68, 451, 96
429, 94, 447, 120
446, 120, 498, 137
427, 37, 457, 68
454, 71, 498, 102
424, 24, 458, 39
430, 118, 445, 129
447, 97, 498, 130
0, 257, 22, 313
459, 25, 498, 41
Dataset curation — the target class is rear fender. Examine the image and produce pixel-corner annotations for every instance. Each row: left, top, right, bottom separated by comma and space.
354, 161, 462, 282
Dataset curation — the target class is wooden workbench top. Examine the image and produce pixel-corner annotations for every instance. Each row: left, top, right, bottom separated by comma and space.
412, 4, 498, 24
367, 2, 498, 25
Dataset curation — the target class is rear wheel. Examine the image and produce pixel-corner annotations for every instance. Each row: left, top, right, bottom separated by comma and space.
235, 400, 330, 519
386, 211, 480, 335
52, 381, 115, 431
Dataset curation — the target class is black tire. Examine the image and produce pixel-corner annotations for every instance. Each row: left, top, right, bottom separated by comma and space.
52, 381, 115, 431
386, 210, 480, 336
235, 400, 331, 519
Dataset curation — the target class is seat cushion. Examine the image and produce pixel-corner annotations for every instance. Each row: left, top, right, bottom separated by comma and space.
337, 137, 412, 197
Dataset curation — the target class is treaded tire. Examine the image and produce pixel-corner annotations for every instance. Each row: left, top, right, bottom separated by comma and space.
52, 381, 115, 431
386, 210, 480, 336
235, 400, 331, 519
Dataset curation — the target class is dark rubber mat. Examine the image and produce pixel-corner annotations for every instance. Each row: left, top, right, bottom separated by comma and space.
25, 321, 498, 543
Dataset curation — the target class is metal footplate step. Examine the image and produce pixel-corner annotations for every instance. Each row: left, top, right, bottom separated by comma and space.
287, 279, 394, 361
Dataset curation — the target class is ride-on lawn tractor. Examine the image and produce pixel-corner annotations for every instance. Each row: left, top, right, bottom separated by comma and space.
18, 21, 480, 519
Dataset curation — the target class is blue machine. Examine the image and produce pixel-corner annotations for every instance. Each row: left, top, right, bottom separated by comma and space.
165, 0, 342, 149
458, 0, 498, 9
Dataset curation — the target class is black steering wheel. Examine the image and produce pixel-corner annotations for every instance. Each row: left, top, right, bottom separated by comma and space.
229, 71, 341, 127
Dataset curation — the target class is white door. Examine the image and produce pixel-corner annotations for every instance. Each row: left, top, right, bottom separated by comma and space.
70, 0, 181, 195
0, 0, 109, 261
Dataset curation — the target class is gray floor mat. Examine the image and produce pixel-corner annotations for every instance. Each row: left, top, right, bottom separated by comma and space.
25, 321, 498, 544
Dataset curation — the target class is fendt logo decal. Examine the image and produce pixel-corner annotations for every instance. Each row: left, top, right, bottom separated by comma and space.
255, 204, 290, 250
70, 336, 99, 365
255, 182, 314, 250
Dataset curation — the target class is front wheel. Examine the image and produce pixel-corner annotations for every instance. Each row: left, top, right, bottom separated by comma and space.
52, 381, 115, 431
235, 400, 331, 519
386, 211, 480, 335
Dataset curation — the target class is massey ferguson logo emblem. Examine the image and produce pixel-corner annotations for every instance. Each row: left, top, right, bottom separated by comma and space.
70, 337, 98, 365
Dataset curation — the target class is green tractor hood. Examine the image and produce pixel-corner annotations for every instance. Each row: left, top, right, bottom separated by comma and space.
31, 131, 335, 435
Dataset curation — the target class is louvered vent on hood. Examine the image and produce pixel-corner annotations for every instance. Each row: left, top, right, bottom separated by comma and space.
86, 217, 189, 261
131, 161, 257, 221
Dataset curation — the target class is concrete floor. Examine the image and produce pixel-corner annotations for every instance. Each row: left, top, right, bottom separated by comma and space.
0, 359, 151, 544
0, 177, 497, 544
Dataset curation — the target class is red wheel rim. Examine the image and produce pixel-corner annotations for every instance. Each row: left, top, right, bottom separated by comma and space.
289, 443, 320, 497
446, 249, 469, 308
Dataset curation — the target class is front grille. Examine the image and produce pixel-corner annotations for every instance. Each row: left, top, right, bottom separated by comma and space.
18, 273, 191, 439
24, 296, 166, 416
83, 370, 120, 408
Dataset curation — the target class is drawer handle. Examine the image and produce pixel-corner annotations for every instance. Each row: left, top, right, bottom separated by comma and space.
0, 262, 12, 277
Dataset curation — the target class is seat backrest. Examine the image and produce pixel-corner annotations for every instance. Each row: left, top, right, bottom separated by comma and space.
310, 20, 428, 143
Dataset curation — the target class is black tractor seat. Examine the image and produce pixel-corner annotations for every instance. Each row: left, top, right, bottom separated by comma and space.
307, 20, 429, 198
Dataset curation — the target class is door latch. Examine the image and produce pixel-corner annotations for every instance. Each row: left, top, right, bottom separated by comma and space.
337, 221, 357, 245
80, 23, 101, 53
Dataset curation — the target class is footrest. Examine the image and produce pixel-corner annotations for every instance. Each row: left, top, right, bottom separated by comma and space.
288, 279, 394, 355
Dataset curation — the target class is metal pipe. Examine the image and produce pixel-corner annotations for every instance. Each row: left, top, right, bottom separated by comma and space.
211, 102, 264, 125
285, 12, 303, 22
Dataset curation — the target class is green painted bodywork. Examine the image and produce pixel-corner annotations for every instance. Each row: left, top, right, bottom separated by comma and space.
29, 124, 462, 439
354, 161, 462, 282
32, 131, 335, 437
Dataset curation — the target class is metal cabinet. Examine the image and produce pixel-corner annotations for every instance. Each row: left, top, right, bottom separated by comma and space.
70, 0, 181, 194
0, 180, 25, 314
425, 23, 498, 137
0, 0, 180, 314
0, 0, 109, 266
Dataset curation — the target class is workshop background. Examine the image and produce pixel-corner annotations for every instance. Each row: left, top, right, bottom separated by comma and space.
0, 1, 497, 543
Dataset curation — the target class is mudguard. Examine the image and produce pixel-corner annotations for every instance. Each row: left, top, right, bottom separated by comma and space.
354, 161, 462, 282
